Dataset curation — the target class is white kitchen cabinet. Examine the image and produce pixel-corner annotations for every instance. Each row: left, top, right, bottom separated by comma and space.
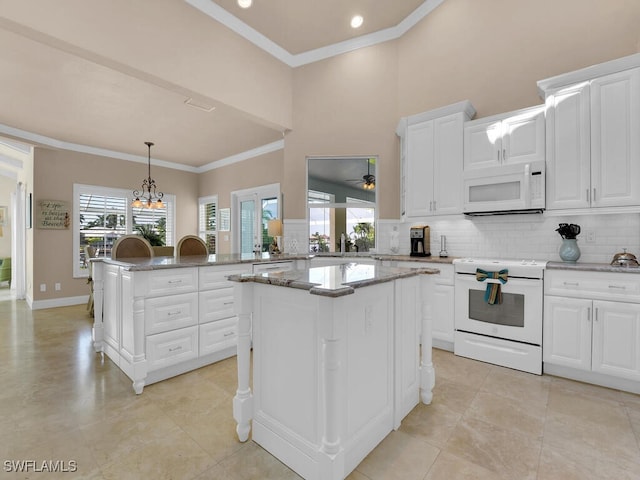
540, 59, 640, 211
544, 269, 640, 391
544, 83, 591, 209
543, 296, 592, 370
592, 301, 640, 381
590, 68, 640, 208
463, 105, 545, 170
394, 261, 454, 350
397, 101, 475, 218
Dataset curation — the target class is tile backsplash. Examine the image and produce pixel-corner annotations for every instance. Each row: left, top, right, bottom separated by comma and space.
285, 214, 640, 264
377, 214, 640, 264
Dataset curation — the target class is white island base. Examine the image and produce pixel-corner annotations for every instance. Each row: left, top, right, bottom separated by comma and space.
231, 265, 435, 480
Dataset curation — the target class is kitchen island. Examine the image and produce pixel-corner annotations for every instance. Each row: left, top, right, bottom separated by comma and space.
91, 253, 307, 394
228, 262, 438, 480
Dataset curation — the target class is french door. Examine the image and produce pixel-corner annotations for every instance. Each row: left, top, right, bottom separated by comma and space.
233, 184, 280, 254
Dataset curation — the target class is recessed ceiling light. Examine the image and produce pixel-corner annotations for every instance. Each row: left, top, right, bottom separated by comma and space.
350, 15, 364, 29
237, 0, 252, 8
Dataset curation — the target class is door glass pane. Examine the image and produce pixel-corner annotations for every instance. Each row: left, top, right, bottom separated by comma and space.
240, 200, 255, 254
261, 197, 278, 252
468, 290, 524, 327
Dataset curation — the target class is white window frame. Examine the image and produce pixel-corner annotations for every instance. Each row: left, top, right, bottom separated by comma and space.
73, 183, 176, 278
306, 156, 378, 253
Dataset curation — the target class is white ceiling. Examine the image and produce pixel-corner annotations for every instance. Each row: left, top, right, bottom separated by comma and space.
0, 1, 436, 171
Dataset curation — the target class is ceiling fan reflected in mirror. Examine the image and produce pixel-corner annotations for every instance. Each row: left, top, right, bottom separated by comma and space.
347, 158, 376, 190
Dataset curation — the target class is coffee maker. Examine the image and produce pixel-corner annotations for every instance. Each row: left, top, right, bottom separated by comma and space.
410, 226, 430, 257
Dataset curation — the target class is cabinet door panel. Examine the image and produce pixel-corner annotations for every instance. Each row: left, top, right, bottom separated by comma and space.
432, 284, 454, 343
592, 301, 640, 381
433, 114, 463, 215
503, 107, 545, 164
591, 68, 640, 207
545, 84, 591, 209
405, 121, 434, 217
464, 120, 501, 170
543, 296, 591, 370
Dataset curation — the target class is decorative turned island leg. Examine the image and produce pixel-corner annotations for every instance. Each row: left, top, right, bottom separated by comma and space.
233, 283, 254, 442
321, 337, 341, 455
420, 274, 435, 404
91, 261, 104, 353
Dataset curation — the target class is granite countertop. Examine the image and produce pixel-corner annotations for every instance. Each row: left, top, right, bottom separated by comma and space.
310, 253, 457, 264
228, 262, 440, 297
546, 261, 640, 274
95, 253, 308, 271
94, 252, 456, 271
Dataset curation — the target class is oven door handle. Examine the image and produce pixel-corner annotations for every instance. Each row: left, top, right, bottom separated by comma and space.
480, 278, 504, 285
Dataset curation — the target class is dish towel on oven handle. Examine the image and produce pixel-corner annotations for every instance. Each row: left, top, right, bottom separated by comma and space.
475, 268, 508, 305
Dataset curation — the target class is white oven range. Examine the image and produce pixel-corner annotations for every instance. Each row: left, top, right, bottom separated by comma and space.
453, 258, 547, 375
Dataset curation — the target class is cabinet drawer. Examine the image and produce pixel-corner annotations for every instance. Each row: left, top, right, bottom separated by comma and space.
199, 318, 237, 356
145, 292, 198, 335
252, 261, 294, 274
199, 265, 250, 291
199, 288, 236, 324
545, 270, 640, 303
146, 326, 198, 372
147, 268, 198, 296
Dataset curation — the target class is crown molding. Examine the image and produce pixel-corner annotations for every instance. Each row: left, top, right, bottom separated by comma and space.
0, 122, 199, 172
0, 122, 283, 174
185, 0, 445, 67
197, 139, 284, 172
537, 53, 640, 98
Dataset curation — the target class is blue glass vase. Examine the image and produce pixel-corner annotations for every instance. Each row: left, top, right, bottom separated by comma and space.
559, 238, 580, 262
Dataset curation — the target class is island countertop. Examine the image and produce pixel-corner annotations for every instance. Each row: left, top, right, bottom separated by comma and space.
228, 262, 439, 297
93, 252, 309, 271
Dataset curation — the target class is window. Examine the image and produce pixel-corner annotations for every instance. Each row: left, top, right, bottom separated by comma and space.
307, 157, 376, 253
198, 195, 217, 254
73, 184, 175, 278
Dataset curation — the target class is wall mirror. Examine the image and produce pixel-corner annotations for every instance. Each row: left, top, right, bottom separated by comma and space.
307, 157, 377, 253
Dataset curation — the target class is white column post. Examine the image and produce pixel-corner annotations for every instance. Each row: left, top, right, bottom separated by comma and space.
233, 282, 254, 442
420, 274, 435, 404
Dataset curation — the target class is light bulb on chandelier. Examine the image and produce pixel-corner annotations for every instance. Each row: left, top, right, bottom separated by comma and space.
132, 142, 164, 209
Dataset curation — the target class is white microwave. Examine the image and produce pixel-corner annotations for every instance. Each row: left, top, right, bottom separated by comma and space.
462, 161, 545, 215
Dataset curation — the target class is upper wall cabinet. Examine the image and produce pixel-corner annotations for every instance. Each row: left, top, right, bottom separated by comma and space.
463, 105, 545, 171
539, 54, 640, 211
397, 101, 476, 218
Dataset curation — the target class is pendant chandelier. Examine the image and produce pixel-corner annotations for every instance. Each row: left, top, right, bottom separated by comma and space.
132, 141, 164, 209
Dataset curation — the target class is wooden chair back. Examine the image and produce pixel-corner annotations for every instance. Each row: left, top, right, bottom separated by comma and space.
111, 235, 154, 259
177, 235, 208, 257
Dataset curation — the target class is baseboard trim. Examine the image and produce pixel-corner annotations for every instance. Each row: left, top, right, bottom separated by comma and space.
31, 295, 89, 310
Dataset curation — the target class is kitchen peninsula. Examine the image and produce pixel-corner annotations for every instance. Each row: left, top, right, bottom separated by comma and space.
91, 253, 307, 394
228, 262, 438, 480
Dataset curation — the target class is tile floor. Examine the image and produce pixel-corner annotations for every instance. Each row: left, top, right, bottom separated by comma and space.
1, 299, 639, 479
